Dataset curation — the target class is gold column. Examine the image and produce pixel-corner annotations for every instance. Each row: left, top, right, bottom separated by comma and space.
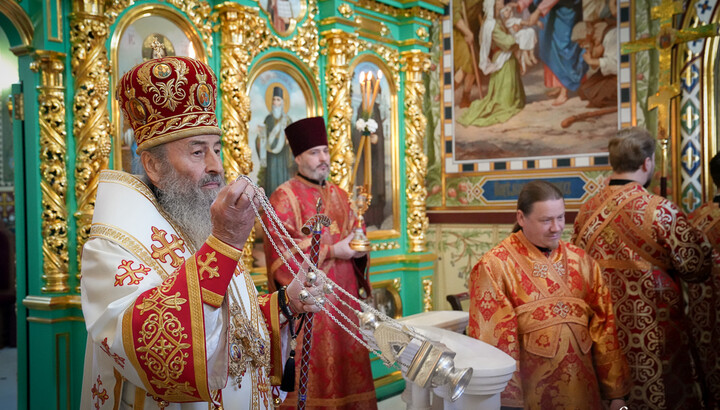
216, 2, 271, 267
30, 50, 69, 293
216, 2, 270, 180
321, 29, 357, 192
401, 50, 430, 253
70, 0, 111, 288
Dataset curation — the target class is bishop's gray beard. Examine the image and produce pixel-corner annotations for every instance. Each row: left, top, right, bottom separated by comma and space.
156, 169, 225, 250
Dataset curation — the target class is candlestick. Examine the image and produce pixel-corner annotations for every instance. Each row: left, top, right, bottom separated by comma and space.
359, 71, 367, 112
369, 71, 382, 110
365, 72, 373, 114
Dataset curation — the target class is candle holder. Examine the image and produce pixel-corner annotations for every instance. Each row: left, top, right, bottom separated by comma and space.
349, 185, 372, 252
352, 70, 383, 200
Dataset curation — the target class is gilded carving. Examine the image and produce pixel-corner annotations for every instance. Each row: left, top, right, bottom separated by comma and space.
105, 0, 213, 57
216, 3, 273, 268
371, 241, 401, 251
401, 50, 430, 253
416, 27, 429, 40
355, 40, 401, 86
422, 276, 433, 312
70, 2, 112, 285
0, 0, 34, 49
267, 0, 321, 82
321, 30, 358, 191
164, 0, 214, 57
104, 0, 134, 22
338, 3, 354, 18
31, 50, 70, 293
353, 0, 441, 21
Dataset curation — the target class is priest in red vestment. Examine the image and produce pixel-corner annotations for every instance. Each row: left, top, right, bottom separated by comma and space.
263, 116, 377, 409
468, 180, 630, 410
688, 151, 720, 408
573, 127, 714, 409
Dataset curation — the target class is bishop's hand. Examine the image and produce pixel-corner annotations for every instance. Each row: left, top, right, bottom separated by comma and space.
286, 268, 325, 314
210, 178, 263, 249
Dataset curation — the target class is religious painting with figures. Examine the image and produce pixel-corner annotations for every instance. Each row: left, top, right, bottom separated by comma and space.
247, 69, 311, 199
247, 65, 318, 269
258, 0, 306, 34
110, 5, 205, 173
351, 61, 395, 233
451, 0, 618, 161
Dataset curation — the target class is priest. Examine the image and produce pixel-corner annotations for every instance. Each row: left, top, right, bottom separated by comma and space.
573, 127, 713, 408
263, 117, 377, 409
468, 180, 630, 409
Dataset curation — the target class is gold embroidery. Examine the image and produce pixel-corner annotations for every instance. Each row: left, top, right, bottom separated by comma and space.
201, 288, 224, 307
136, 58, 189, 111
198, 251, 219, 279
206, 235, 243, 260
601, 228, 617, 245
115, 260, 151, 286
90, 224, 170, 280
150, 226, 186, 268
135, 277, 195, 398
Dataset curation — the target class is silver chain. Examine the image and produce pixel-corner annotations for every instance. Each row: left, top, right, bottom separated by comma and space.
237, 175, 426, 367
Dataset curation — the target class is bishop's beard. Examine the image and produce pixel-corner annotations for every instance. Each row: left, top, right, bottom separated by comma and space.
155, 168, 225, 250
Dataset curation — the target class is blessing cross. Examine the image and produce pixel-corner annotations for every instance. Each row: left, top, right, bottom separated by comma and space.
621, 0, 718, 197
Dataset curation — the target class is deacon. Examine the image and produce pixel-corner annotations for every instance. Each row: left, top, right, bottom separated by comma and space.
687, 150, 720, 407
80, 53, 322, 409
573, 127, 713, 408
263, 116, 377, 409
468, 180, 630, 409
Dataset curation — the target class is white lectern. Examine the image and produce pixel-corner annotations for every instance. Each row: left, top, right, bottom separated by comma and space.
398, 311, 516, 410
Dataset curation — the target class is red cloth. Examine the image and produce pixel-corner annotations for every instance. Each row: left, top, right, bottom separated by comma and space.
468, 231, 630, 409
688, 201, 720, 407
573, 183, 713, 409
117, 56, 221, 152
263, 176, 377, 409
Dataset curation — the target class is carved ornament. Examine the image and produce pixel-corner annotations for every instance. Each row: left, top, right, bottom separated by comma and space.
31, 50, 70, 293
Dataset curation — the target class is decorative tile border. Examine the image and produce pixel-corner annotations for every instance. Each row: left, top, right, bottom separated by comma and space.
679, 0, 718, 213
618, 0, 633, 127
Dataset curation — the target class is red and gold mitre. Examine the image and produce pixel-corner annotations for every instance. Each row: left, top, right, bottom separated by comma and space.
116, 56, 221, 153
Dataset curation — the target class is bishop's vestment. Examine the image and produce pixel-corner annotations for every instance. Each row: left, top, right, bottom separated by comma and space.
468, 231, 630, 409
573, 182, 713, 409
688, 198, 720, 407
80, 170, 286, 410
263, 176, 376, 409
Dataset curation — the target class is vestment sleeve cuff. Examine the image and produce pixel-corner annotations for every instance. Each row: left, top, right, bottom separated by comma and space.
206, 234, 243, 261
